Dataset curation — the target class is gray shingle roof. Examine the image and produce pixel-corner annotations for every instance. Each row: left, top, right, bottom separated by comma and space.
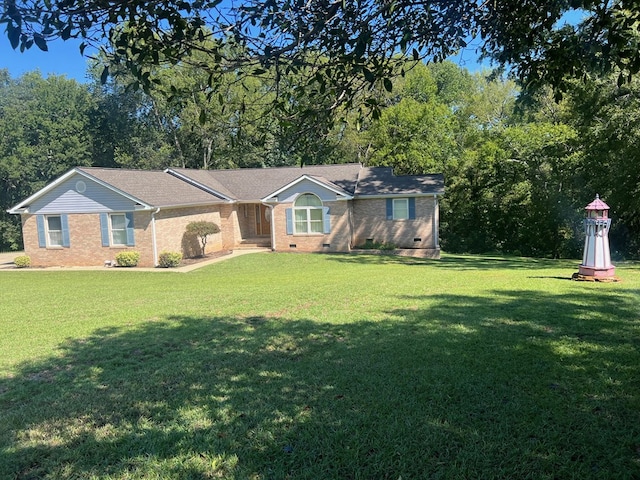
76, 164, 443, 207
78, 167, 224, 207
168, 163, 364, 200
355, 167, 444, 196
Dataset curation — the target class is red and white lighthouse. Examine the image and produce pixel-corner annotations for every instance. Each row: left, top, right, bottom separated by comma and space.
577, 194, 616, 279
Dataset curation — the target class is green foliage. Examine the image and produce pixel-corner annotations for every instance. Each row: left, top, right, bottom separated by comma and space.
0, 70, 94, 251
157, 251, 182, 268
115, 251, 140, 267
357, 239, 397, 251
4, 0, 640, 127
13, 255, 31, 268
185, 221, 220, 257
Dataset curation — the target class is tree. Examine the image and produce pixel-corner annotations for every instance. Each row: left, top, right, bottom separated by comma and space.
4, 0, 640, 129
185, 221, 221, 257
0, 70, 94, 250
564, 75, 640, 257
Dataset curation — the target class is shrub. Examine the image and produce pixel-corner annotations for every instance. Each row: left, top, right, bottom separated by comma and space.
14, 255, 31, 268
357, 239, 397, 251
158, 251, 182, 268
115, 251, 141, 267
185, 221, 221, 257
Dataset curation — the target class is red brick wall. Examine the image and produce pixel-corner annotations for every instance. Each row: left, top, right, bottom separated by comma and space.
21, 206, 226, 268
154, 205, 223, 259
22, 213, 152, 267
352, 197, 438, 249
272, 201, 351, 253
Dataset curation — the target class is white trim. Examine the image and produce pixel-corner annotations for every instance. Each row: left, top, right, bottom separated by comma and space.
262, 175, 354, 202
354, 193, 439, 200
7, 168, 154, 214
151, 207, 161, 266
108, 213, 128, 246
433, 195, 440, 248
292, 193, 324, 234
392, 198, 409, 220
261, 202, 276, 251
45, 214, 64, 248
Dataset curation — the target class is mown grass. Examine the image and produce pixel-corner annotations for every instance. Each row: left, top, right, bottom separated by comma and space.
1, 252, 639, 479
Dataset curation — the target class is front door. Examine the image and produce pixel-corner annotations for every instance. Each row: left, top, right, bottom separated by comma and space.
255, 204, 271, 236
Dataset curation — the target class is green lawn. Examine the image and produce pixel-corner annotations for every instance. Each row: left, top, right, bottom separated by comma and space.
1, 253, 639, 479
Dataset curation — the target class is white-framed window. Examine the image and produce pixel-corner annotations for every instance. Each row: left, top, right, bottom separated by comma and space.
386, 198, 416, 221
294, 193, 324, 234
46, 215, 64, 247
110, 214, 128, 245
36, 214, 70, 248
100, 212, 135, 247
393, 198, 409, 220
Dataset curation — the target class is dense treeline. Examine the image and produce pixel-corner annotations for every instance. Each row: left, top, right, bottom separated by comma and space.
1, 62, 638, 258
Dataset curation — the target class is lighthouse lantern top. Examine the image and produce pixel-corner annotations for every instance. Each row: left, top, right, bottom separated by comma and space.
585, 194, 609, 219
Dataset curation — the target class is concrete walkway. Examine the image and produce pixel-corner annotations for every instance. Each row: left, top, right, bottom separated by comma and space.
0, 248, 270, 272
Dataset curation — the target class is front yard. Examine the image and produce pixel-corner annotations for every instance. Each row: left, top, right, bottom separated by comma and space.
1, 253, 639, 479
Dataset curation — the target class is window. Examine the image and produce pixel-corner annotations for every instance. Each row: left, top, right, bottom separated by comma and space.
110, 214, 128, 245
46, 216, 64, 247
100, 212, 135, 247
294, 193, 324, 234
36, 214, 70, 248
393, 199, 409, 220
386, 198, 416, 220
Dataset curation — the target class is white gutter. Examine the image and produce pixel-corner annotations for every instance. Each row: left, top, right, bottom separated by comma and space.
151, 207, 161, 266
433, 195, 439, 249
261, 201, 276, 251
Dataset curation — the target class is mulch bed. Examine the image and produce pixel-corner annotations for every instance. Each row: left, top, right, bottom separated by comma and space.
179, 250, 233, 266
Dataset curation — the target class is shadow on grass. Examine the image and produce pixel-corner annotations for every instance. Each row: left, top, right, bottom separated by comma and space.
1, 289, 639, 479
328, 252, 580, 271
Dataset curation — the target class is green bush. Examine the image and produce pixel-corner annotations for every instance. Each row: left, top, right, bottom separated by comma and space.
115, 251, 141, 267
357, 239, 397, 251
14, 255, 31, 268
158, 251, 182, 268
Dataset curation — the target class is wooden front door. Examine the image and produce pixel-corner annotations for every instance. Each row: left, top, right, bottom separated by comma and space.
255, 204, 271, 236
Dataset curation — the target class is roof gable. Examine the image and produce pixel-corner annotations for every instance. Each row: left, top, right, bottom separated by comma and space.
8, 168, 151, 214
262, 175, 354, 202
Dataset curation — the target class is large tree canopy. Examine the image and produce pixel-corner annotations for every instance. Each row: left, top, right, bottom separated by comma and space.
3, 0, 640, 121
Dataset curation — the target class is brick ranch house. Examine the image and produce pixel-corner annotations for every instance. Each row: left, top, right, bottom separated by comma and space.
8, 164, 444, 267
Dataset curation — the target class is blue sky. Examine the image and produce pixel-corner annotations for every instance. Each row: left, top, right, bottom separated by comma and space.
0, 8, 584, 83
0, 35, 98, 83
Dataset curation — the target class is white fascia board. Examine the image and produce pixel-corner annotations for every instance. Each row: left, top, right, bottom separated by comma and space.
165, 168, 235, 202
354, 193, 439, 200
8, 168, 158, 214
157, 200, 227, 209
261, 174, 354, 202
7, 168, 79, 213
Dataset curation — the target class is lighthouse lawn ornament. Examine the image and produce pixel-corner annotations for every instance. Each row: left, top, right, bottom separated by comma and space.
573, 194, 618, 282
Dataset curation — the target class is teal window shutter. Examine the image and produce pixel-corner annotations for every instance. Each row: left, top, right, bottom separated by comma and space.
408, 198, 416, 219
100, 213, 110, 247
125, 212, 135, 246
323, 206, 331, 234
36, 215, 46, 248
386, 199, 393, 220
61, 214, 70, 247
285, 208, 293, 235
